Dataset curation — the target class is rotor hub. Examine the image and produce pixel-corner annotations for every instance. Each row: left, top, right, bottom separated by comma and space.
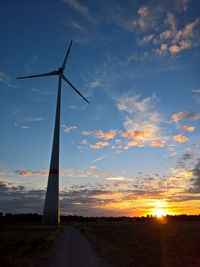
58, 67, 63, 74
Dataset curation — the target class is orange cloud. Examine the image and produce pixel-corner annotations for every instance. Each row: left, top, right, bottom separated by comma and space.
182, 18, 199, 38
117, 94, 167, 148
160, 30, 174, 40
171, 111, 199, 123
90, 165, 97, 170
150, 140, 167, 147
121, 129, 157, 143
139, 34, 154, 45
160, 43, 168, 51
173, 135, 188, 143
66, 169, 74, 177
168, 44, 182, 54
158, 18, 200, 55
124, 140, 140, 149
15, 170, 48, 177
121, 129, 167, 149
82, 130, 116, 140
182, 125, 195, 132
169, 40, 192, 54
94, 130, 116, 140
90, 141, 109, 149
121, 130, 146, 139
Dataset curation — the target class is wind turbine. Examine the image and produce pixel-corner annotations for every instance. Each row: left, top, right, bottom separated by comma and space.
17, 40, 89, 225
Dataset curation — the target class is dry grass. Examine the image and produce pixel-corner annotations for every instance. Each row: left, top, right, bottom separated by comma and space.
75, 220, 200, 267
0, 223, 61, 267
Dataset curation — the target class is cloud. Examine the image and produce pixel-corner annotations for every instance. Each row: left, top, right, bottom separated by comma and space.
15, 170, 48, 177
188, 159, 200, 193
171, 111, 198, 134
0, 180, 45, 214
14, 123, 30, 129
63, 17, 86, 33
139, 34, 154, 45
182, 125, 195, 132
90, 165, 97, 170
138, 6, 149, 17
168, 40, 192, 54
182, 18, 199, 38
160, 31, 174, 40
80, 139, 88, 145
87, 81, 103, 89
20, 125, 29, 129
82, 130, 93, 136
175, 147, 195, 172
158, 18, 200, 55
0, 72, 10, 83
90, 141, 109, 149
133, 7, 153, 31
164, 12, 177, 30
182, 151, 193, 161
25, 55, 38, 74
133, 2, 199, 56
121, 130, 151, 140
26, 117, 45, 122
17, 117, 45, 123
106, 176, 127, 181
62, 0, 96, 24
124, 140, 140, 149
0, 180, 15, 190
82, 129, 116, 140
91, 156, 107, 163
14, 117, 45, 129
178, 0, 190, 11
150, 140, 167, 147
111, 181, 133, 189
0, 72, 18, 88
192, 88, 200, 94
62, 125, 78, 133
171, 111, 199, 123
192, 89, 200, 104
65, 168, 129, 181
116, 93, 167, 148
66, 169, 74, 177
32, 88, 53, 96
0, 163, 199, 216
173, 134, 188, 143
94, 130, 116, 140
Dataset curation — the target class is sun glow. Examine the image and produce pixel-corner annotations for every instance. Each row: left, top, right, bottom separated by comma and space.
151, 208, 167, 218
149, 200, 170, 218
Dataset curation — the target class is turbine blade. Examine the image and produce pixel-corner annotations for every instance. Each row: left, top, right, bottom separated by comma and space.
16, 70, 58, 79
62, 74, 90, 104
62, 40, 73, 70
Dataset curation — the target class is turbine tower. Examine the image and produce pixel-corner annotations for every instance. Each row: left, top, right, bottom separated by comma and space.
17, 40, 89, 225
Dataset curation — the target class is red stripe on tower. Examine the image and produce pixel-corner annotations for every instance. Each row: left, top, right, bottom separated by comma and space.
50, 168, 59, 174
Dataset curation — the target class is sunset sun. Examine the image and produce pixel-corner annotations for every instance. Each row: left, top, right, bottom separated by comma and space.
149, 200, 170, 218
151, 208, 167, 218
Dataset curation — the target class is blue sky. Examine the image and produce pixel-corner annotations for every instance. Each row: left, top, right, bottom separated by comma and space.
0, 0, 200, 216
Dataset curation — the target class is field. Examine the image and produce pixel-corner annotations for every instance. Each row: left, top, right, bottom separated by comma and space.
1, 218, 200, 267
75, 220, 200, 267
0, 223, 61, 267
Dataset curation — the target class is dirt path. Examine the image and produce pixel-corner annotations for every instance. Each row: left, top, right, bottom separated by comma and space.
38, 225, 112, 267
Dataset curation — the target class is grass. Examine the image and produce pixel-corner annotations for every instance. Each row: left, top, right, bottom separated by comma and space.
0, 223, 62, 267
75, 220, 200, 267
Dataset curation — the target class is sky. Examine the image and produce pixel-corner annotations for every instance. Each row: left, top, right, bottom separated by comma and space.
0, 0, 200, 217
